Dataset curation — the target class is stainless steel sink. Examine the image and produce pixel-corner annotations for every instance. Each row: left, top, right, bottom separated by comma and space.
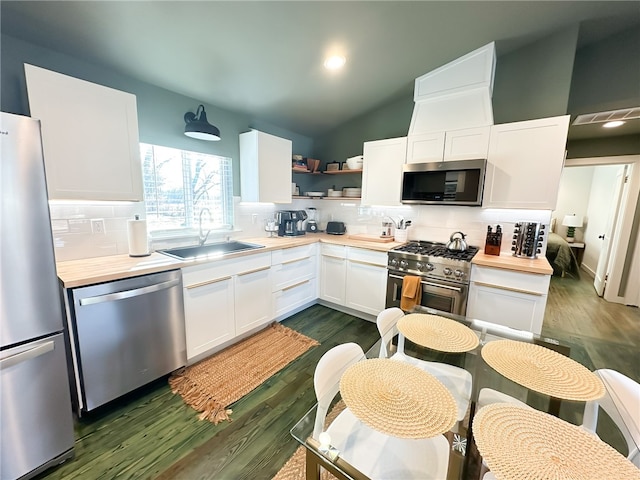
159, 241, 265, 260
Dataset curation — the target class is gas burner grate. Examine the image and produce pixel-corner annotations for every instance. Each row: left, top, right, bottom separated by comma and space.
392, 241, 479, 262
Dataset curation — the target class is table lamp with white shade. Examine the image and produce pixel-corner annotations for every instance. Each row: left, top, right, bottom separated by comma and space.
562, 214, 583, 243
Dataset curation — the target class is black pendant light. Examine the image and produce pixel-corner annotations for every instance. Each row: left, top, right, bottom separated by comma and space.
184, 104, 221, 141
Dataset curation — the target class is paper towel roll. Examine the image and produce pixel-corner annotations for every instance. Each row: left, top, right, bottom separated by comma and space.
127, 216, 150, 257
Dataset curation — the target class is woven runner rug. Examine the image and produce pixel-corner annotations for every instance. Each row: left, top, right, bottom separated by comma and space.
169, 322, 318, 424
272, 400, 346, 480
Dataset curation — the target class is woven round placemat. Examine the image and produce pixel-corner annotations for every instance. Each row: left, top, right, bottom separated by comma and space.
339, 358, 457, 439
473, 403, 640, 480
398, 314, 480, 353
481, 339, 604, 401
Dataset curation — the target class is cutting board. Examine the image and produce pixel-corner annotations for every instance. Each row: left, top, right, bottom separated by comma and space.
348, 234, 395, 243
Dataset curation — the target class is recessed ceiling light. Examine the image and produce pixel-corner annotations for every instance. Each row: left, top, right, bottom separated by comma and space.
324, 55, 346, 70
603, 121, 625, 128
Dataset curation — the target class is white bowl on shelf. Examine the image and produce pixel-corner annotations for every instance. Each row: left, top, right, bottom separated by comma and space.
346, 156, 364, 170
306, 191, 325, 197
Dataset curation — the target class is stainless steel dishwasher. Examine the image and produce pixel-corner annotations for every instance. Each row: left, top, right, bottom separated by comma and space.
65, 269, 186, 413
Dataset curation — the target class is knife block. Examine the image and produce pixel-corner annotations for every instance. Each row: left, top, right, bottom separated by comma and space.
484, 228, 502, 256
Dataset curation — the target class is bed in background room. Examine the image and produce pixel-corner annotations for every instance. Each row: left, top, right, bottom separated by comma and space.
546, 232, 581, 278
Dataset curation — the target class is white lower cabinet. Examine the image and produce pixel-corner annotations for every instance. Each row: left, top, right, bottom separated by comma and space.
467, 265, 550, 334
182, 252, 272, 362
345, 248, 388, 316
320, 244, 347, 305
320, 244, 388, 317
271, 244, 318, 319
235, 264, 272, 335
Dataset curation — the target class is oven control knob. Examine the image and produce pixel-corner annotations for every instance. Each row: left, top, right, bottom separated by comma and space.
443, 267, 453, 275
389, 258, 399, 268
425, 262, 435, 271
415, 262, 424, 271
454, 269, 464, 278
399, 260, 409, 269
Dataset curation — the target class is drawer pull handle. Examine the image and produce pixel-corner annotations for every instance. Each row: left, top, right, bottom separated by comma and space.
238, 266, 270, 277
282, 280, 309, 292
473, 281, 543, 297
281, 256, 311, 265
322, 254, 345, 260
349, 259, 384, 268
186, 276, 232, 289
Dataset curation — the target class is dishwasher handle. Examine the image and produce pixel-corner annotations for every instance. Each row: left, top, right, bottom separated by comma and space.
78, 277, 180, 306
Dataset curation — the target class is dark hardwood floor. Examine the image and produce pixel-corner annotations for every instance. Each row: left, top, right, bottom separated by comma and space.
543, 272, 640, 383
35, 305, 379, 480
36, 274, 639, 480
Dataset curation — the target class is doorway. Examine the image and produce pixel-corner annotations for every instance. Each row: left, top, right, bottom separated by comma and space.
556, 155, 639, 306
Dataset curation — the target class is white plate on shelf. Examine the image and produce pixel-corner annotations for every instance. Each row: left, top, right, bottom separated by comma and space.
305, 191, 325, 197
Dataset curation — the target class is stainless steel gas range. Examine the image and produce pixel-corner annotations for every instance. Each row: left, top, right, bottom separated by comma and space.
386, 240, 479, 315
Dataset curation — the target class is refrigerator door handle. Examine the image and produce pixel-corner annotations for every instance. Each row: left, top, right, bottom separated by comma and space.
78, 278, 180, 306
0, 340, 54, 369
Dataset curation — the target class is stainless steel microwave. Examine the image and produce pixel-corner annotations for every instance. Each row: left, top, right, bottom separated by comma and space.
401, 158, 487, 206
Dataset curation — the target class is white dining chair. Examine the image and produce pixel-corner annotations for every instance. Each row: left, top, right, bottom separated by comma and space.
581, 368, 640, 467
376, 307, 473, 430
314, 342, 450, 480
477, 387, 529, 410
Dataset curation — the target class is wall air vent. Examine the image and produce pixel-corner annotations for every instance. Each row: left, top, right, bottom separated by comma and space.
572, 107, 640, 125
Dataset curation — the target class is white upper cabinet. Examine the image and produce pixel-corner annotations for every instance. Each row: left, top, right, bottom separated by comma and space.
406, 132, 445, 163
24, 64, 143, 201
239, 129, 292, 204
361, 137, 407, 206
443, 126, 490, 161
483, 115, 570, 209
407, 126, 490, 164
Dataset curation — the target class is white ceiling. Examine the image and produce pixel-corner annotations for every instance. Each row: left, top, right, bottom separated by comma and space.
2, 1, 639, 138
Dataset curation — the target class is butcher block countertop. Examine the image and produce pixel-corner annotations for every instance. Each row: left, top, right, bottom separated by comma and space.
56, 234, 405, 288
472, 250, 553, 275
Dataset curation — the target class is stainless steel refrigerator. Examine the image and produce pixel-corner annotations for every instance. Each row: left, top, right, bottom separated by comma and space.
1, 112, 75, 479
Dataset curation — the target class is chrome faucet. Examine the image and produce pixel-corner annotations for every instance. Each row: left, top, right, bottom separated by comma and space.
198, 208, 212, 246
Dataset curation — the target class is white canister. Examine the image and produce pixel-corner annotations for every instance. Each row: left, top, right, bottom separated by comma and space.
395, 227, 409, 243
127, 215, 150, 257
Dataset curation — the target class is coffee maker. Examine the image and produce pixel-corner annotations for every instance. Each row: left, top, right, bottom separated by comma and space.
277, 210, 307, 237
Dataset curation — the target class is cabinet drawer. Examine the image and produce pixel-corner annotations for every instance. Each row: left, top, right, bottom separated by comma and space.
470, 265, 550, 295
321, 243, 347, 258
271, 243, 316, 264
347, 247, 387, 267
467, 283, 546, 333
273, 279, 316, 318
182, 252, 271, 287
272, 256, 316, 292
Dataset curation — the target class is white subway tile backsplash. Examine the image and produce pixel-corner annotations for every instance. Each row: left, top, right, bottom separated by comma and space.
49, 194, 552, 261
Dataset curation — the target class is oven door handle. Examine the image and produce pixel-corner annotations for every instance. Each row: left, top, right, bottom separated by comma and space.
388, 274, 463, 293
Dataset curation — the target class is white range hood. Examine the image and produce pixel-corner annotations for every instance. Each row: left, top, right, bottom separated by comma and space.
409, 42, 497, 135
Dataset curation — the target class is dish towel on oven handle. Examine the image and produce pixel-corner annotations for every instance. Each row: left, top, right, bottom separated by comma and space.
400, 275, 422, 311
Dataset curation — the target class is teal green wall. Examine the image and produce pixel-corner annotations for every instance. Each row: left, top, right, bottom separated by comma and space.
569, 25, 640, 114
492, 25, 579, 123
567, 135, 640, 159
0, 34, 314, 196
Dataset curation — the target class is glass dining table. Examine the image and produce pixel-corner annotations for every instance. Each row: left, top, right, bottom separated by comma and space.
290, 306, 639, 480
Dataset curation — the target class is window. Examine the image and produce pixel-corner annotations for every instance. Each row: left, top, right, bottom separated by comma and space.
140, 143, 234, 233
